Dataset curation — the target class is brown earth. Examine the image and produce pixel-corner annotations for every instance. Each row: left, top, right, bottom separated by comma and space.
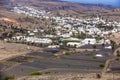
0, 17, 20, 24
0, 40, 41, 61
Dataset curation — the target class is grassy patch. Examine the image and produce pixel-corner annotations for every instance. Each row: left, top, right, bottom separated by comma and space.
17, 60, 27, 63
4, 76, 15, 80
92, 55, 97, 59
30, 72, 42, 76
65, 52, 70, 55
99, 64, 105, 68
86, 54, 93, 56
44, 72, 50, 74
62, 40, 80, 45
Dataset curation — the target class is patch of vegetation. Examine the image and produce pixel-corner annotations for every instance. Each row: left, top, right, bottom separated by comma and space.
115, 58, 119, 61
17, 60, 27, 63
4, 76, 15, 80
65, 52, 70, 55
99, 64, 105, 68
86, 54, 93, 56
92, 55, 97, 59
44, 72, 50, 74
92, 45, 97, 49
30, 72, 42, 76
96, 74, 101, 79
116, 50, 120, 57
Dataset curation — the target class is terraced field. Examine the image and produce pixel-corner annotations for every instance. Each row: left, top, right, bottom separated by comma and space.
0, 44, 116, 78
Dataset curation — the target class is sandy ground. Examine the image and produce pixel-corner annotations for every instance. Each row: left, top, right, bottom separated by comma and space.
0, 40, 41, 61
17, 73, 120, 80
0, 17, 20, 24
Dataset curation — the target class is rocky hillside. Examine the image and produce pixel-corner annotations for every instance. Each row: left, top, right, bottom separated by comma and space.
0, 0, 117, 11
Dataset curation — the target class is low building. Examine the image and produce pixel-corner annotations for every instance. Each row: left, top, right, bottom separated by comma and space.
105, 46, 112, 49
81, 38, 96, 45
25, 37, 52, 44
48, 45, 60, 48
67, 42, 80, 47
95, 54, 103, 57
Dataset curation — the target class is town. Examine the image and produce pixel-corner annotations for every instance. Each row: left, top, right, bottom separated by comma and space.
8, 5, 120, 48
0, 4, 120, 80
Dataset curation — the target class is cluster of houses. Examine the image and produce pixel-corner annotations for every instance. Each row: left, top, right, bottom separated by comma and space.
51, 16, 120, 38
11, 36, 52, 44
8, 5, 120, 48
11, 5, 50, 17
61, 37, 111, 48
9, 34, 111, 48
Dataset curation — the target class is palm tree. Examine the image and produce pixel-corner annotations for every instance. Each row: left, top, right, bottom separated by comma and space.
110, 40, 116, 51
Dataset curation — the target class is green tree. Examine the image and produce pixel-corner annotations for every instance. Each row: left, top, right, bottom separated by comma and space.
92, 45, 97, 50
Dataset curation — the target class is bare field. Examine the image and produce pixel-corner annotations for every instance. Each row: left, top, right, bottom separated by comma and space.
0, 40, 41, 61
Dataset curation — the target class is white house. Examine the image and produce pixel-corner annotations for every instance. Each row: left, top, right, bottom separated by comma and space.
105, 46, 112, 49
25, 37, 52, 44
67, 42, 80, 47
81, 38, 96, 45
95, 54, 103, 57
48, 45, 60, 48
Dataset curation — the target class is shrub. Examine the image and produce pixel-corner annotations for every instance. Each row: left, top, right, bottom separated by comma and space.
30, 72, 42, 76
115, 58, 119, 61
17, 60, 26, 63
45, 72, 50, 74
65, 52, 70, 55
86, 54, 93, 56
116, 50, 120, 57
4, 76, 15, 80
92, 45, 97, 49
96, 74, 101, 79
99, 64, 105, 68
92, 55, 97, 59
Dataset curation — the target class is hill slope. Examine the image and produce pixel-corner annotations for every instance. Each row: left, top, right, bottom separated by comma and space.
0, 0, 116, 11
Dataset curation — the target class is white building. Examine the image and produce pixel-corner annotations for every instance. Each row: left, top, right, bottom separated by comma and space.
25, 37, 52, 44
81, 38, 96, 45
48, 45, 60, 48
67, 42, 80, 47
105, 46, 112, 49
